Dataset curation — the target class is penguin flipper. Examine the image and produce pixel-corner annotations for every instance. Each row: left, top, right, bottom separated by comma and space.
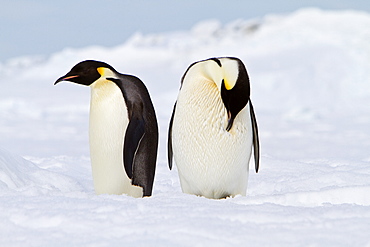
249, 100, 260, 173
123, 113, 145, 179
167, 102, 177, 170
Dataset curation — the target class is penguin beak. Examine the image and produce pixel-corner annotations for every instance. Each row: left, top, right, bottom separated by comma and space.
226, 111, 234, 132
221, 80, 236, 132
54, 75, 79, 85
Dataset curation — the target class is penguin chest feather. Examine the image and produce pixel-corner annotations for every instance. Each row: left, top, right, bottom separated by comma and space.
172, 79, 253, 199
89, 79, 143, 197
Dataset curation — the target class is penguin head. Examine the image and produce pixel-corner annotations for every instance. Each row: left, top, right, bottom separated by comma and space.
183, 57, 250, 131
54, 60, 119, 86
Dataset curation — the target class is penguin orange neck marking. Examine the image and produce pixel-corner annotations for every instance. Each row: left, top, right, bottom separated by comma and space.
97, 67, 118, 79
97, 67, 105, 76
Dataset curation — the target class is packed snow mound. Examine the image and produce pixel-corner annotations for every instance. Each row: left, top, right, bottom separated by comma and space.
0, 148, 84, 195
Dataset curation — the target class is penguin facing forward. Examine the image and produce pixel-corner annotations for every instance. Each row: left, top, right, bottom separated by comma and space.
168, 57, 260, 199
55, 60, 158, 197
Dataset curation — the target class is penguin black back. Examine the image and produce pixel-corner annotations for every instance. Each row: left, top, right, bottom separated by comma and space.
110, 74, 159, 196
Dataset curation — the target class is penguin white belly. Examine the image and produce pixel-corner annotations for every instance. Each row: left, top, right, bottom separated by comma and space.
89, 80, 143, 197
172, 79, 253, 199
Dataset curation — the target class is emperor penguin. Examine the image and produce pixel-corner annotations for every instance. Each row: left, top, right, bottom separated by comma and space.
168, 57, 260, 199
55, 60, 158, 197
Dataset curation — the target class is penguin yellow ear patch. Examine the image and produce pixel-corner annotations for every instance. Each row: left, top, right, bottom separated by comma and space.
224, 79, 234, 90
97, 67, 105, 76
221, 59, 239, 90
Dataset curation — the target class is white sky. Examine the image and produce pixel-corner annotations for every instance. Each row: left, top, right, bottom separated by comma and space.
1, 0, 369, 61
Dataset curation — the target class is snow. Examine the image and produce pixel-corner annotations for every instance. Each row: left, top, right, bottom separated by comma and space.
0, 8, 370, 246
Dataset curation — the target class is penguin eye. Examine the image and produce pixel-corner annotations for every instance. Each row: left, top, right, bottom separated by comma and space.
72, 65, 93, 75
85, 67, 95, 74
78, 67, 97, 77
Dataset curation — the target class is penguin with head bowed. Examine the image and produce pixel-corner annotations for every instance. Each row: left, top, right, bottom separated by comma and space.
168, 57, 260, 199
55, 60, 158, 197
